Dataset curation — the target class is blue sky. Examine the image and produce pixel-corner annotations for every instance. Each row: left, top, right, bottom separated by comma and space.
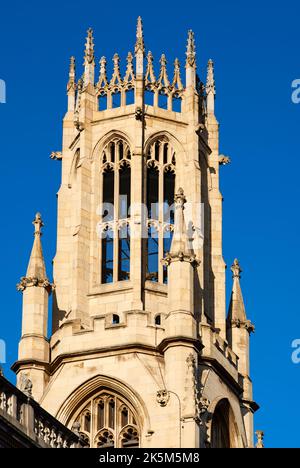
0, 0, 299, 448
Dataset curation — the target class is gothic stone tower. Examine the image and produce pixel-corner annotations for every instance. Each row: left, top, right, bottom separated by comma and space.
13, 18, 258, 448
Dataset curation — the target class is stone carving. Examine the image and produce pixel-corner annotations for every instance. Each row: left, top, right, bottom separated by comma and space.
219, 155, 231, 165
186, 354, 210, 424
255, 430, 264, 448
156, 390, 170, 407
231, 258, 242, 278
135, 107, 143, 121
50, 151, 62, 161
20, 374, 33, 398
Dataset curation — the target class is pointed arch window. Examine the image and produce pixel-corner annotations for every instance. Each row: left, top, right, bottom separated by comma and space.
145, 137, 176, 283
72, 392, 140, 449
100, 138, 131, 284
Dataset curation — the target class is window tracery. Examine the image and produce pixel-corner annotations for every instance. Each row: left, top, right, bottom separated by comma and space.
74, 392, 139, 448
100, 138, 131, 284
145, 138, 176, 284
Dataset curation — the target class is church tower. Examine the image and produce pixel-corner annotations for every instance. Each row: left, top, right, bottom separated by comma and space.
13, 18, 258, 448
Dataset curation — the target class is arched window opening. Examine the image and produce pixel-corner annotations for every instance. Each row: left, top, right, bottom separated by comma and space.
145, 137, 176, 284
126, 88, 134, 105
100, 137, 132, 285
154, 142, 160, 161
120, 427, 139, 448
112, 314, 120, 325
158, 92, 168, 109
119, 141, 124, 160
102, 168, 114, 221
147, 164, 159, 220
155, 314, 161, 326
110, 142, 115, 163
98, 94, 107, 111
101, 228, 114, 284
119, 163, 131, 219
211, 399, 238, 448
163, 143, 168, 164
144, 89, 154, 106
83, 411, 91, 433
72, 391, 140, 448
98, 401, 105, 430
146, 225, 159, 282
172, 96, 182, 113
121, 407, 129, 427
163, 168, 175, 224
118, 224, 130, 281
112, 91, 121, 108
108, 399, 115, 429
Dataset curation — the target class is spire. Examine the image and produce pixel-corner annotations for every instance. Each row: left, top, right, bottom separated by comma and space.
206, 59, 216, 114
26, 213, 47, 281
185, 30, 196, 88
67, 56, 76, 92
83, 28, 95, 86
135, 16, 145, 56
186, 30, 196, 68
227, 259, 254, 332
17, 213, 51, 292
67, 56, 76, 112
168, 188, 194, 260
135, 16, 145, 76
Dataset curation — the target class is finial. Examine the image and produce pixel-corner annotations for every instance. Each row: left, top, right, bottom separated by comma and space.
110, 53, 122, 85
135, 16, 145, 56
97, 56, 108, 88
186, 30, 196, 67
145, 51, 156, 84
231, 258, 242, 279
158, 54, 169, 87
84, 28, 95, 65
83, 28, 95, 86
124, 52, 135, 82
67, 56, 76, 90
255, 431, 264, 448
33, 212, 44, 237
172, 58, 183, 90
206, 59, 215, 95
